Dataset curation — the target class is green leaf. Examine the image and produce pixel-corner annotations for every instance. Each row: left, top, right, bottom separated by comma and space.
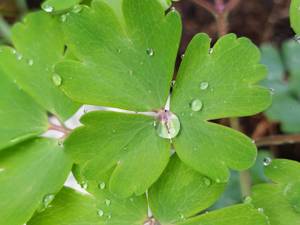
0, 11, 79, 120
149, 155, 226, 224
251, 159, 300, 225
282, 40, 300, 97
177, 204, 268, 225
56, 0, 181, 111
28, 187, 102, 225
0, 72, 48, 150
170, 34, 270, 182
65, 111, 170, 198
290, 0, 300, 34
0, 138, 72, 225
261, 41, 300, 133
42, 0, 83, 13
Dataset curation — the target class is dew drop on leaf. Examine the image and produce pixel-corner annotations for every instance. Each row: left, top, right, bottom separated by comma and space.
258, 208, 264, 213
27, 59, 34, 66
146, 48, 154, 57
203, 177, 212, 186
60, 14, 67, 23
243, 196, 252, 204
52, 74, 62, 87
263, 157, 272, 166
97, 209, 104, 217
181, 54, 185, 59
200, 82, 209, 90
98, 182, 106, 190
155, 110, 181, 139
16, 53, 23, 61
80, 181, 88, 189
107, 213, 112, 219
190, 99, 203, 112
42, 194, 55, 209
72, 5, 83, 13
294, 35, 300, 44
105, 199, 111, 206
42, 4, 54, 13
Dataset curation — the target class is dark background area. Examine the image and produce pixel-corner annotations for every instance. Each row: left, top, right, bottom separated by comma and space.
0, 0, 299, 162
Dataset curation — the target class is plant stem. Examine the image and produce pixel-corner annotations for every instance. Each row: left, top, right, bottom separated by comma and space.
16, 0, 28, 15
255, 134, 300, 147
192, 0, 217, 15
239, 170, 252, 197
0, 16, 12, 43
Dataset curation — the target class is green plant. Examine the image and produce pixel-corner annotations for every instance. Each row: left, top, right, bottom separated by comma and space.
0, 0, 299, 225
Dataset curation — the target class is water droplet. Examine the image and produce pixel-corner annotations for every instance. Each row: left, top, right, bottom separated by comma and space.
97, 209, 104, 217
170, 6, 176, 11
72, 5, 82, 13
181, 54, 185, 59
16, 53, 23, 60
263, 157, 272, 166
243, 196, 252, 204
146, 48, 154, 57
107, 213, 112, 219
200, 82, 209, 90
42, 194, 55, 209
61, 14, 67, 22
203, 177, 212, 186
179, 213, 185, 220
190, 99, 203, 112
42, 4, 54, 13
117, 48, 121, 53
258, 208, 264, 213
0, 168, 5, 172
81, 181, 88, 189
171, 80, 176, 87
105, 199, 111, 206
269, 88, 275, 95
52, 74, 62, 87
98, 182, 106, 190
27, 59, 34, 66
129, 198, 134, 202
155, 111, 181, 139
209, 48, 214, 54
216, 178, 221, 183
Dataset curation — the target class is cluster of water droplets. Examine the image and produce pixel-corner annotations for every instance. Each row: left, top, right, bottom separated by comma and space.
190, 81, 209, 112
95, 181, 113, 220
11, 49, 34, 66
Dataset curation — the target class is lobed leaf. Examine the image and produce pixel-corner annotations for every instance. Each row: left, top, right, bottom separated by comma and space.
56, 0, 181, 112
251, 159, 300, 225
0, 72, 48, 150
0, 138, 72, 225
0, 11, 79, 120
65, 111, 170, 198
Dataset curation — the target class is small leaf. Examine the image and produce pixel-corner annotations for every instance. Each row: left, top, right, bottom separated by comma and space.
290, 0, 300, 34
251, 159, 300, 225
177, 204, 268, 225
56, 0, 181, 111
149, 155, 226, 224
42, 0, 83, 13
0, 11, 79, 120
0, 138, 72, 225
65, 111, 170, 198
0, 72, 48, 150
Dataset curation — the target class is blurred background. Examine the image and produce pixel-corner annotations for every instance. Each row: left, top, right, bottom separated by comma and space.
1, 0, 300, 208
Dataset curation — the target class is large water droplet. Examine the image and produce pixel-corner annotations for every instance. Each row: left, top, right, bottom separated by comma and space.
98, 182, 106, 190
146, 48, 154, 57
190, 99, 203, 112
97, 209, 104, 217
200, 82, 209, 90
52, 74, 62, 87
263, 157, 272, 166
42, 4, 54, 13
155, 110, 180, 139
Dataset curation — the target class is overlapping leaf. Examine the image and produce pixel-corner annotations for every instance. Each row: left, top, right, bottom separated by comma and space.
251, 159, 300, 225
261, 41, 300, 133
171, 33, 271, 182
0, 138, 72, 225
65, 111, 170, 197
0, 11, 79, 120
0, 72, 47, 150
59, 0, 271, 197
291, 0, 300, 34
